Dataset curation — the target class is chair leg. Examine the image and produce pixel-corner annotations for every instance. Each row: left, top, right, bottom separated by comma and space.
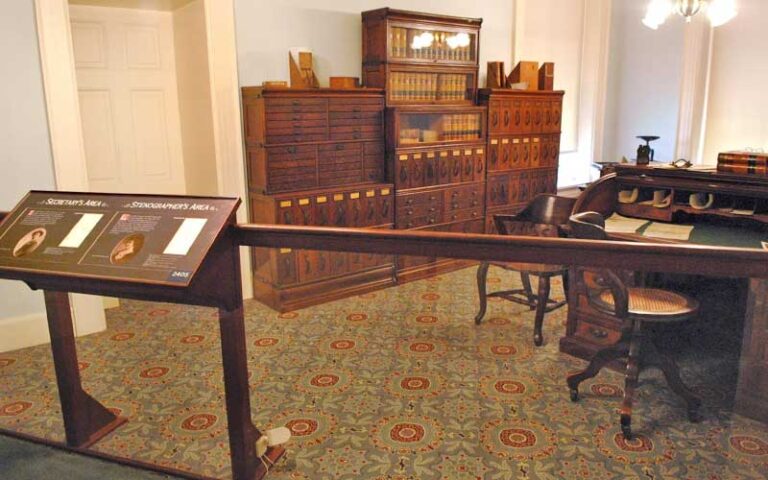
620, 320, 643, 439
475, 262, 490, 325
533, 275, 550, 347
561, 270, 570, 303
520, 273, 535, 310
645, 343, 702, 423
567, 342, 629, 402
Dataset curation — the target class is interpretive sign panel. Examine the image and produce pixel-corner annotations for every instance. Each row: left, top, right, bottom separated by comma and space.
0, 191, 239, 287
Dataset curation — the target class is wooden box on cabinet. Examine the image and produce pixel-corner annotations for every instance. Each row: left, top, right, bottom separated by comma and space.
478, 88, 564, 221
362, 8, 482, 106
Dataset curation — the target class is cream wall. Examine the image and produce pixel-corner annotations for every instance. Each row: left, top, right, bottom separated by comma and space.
233, 0, 514, 88
602, 0, 685, 164
173, 0, 219, 195
514, 0, 612, 187
0, 0, 58, 350
702, 0, 768, 164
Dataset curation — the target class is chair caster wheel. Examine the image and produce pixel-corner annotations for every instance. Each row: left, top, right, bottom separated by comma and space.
688, 407, 702, 423
569, 389, 579, 402
620, 414, 632, 439
533, 334, 543, 347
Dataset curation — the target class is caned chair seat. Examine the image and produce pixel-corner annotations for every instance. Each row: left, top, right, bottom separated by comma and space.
593, 288, 699, 322
491, 261, 565, 274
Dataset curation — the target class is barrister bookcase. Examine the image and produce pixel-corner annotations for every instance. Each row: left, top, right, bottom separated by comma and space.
242, 87, 395, 311
362, 8, 482, 106
478, 89, 564, 232
387, 106, 487, 281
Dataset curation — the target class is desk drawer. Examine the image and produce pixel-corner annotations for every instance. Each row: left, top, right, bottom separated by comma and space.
574, 317, 622, 347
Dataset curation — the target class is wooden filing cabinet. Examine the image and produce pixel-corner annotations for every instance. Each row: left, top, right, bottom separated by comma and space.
386, 106, 487, 281
478, 89, 564, 233
242, 87, 395, 311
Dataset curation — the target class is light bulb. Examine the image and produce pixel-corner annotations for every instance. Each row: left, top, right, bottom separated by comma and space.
643, 0, 673, 29
707, 0, 738, 27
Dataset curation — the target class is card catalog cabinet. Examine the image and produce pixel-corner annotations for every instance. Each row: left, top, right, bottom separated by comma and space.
362, 8, 481, 106
478, 89, 564, 233
242, 87, 395, 311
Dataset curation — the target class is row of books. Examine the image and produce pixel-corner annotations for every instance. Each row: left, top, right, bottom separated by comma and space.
717, 151, 768, 175
442, 114, 482, 141
389, 28, 474, 62
389, 72, 468, 102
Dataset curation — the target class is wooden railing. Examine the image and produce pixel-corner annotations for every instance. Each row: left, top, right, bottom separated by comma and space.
235, 223, 768, 279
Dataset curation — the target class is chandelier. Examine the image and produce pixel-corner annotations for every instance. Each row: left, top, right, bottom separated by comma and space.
643, 0, 737, 29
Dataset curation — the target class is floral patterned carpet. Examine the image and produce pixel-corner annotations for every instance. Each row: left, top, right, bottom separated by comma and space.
0, 267, 766, 479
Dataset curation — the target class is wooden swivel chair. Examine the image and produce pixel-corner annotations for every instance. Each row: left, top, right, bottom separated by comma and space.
475, 194, 576, 346
567, 212, 702, 439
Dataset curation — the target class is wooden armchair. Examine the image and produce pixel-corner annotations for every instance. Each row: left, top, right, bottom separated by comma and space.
475, 194, 576, 346
567, 212, 702, 439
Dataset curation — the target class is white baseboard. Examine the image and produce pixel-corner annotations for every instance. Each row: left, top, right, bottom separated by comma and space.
0, 311, 51, 353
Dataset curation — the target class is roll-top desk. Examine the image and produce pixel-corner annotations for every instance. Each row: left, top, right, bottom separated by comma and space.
564, 165, 768, 423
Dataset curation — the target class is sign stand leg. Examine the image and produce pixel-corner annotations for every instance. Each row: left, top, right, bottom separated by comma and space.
43, 290, 126, 447
218, 305, 285, 480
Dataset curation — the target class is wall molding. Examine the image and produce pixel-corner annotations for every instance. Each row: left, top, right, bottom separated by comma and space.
0, 311, 50, 353
34, 0, 107, 339
202, 0, 252, 298
513, 0, 612, 186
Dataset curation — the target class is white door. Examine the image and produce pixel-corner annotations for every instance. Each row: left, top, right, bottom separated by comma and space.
70, 5, 186, 195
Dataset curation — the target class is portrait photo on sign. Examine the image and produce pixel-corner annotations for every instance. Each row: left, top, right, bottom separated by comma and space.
110, 233, 145, 265
12, 227, 47, 257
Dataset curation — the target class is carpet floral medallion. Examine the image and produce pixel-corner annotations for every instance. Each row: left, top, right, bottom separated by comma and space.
0, 267, 766, 479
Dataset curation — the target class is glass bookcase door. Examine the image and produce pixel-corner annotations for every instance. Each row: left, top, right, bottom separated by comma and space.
388, 25, 477, 64
388, 71, 475, 104
398, 111, 483, 146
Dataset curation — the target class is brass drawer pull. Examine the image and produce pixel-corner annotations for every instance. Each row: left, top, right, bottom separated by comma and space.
589, 328, 608, 339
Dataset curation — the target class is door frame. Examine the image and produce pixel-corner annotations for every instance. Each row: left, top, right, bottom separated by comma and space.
34, 0, 251, 336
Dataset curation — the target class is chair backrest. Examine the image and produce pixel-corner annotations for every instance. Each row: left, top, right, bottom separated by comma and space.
520, 194, 577, 226
494, 194, 576, 236
568, 211, 608, 240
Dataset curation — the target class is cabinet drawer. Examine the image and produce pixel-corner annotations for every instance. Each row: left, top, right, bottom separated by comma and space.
397, 213, 441, 229
328, 102, 384, 112
275, 249, 298, 286
329, 97, 384, 106
266, 97, 326, 107
266, 133, 327, 144
486, 173, 511, 207
266, 125, 327, 143
444, 207, 483, 224
265, 119, 327, 132
444, 184, 483, 211
329, 124, 383, 141
264, 104, 327, 115
446, 218, 485, 234
329, 115, 383, 127
398, 194, 441, 219
574, 318, 622, 347
267, 172, 316, 193
265, 111, 326, 122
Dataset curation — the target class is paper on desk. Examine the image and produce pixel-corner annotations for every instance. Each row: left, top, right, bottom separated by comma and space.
643, 222, 695, 241
604, 214, 651, 234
